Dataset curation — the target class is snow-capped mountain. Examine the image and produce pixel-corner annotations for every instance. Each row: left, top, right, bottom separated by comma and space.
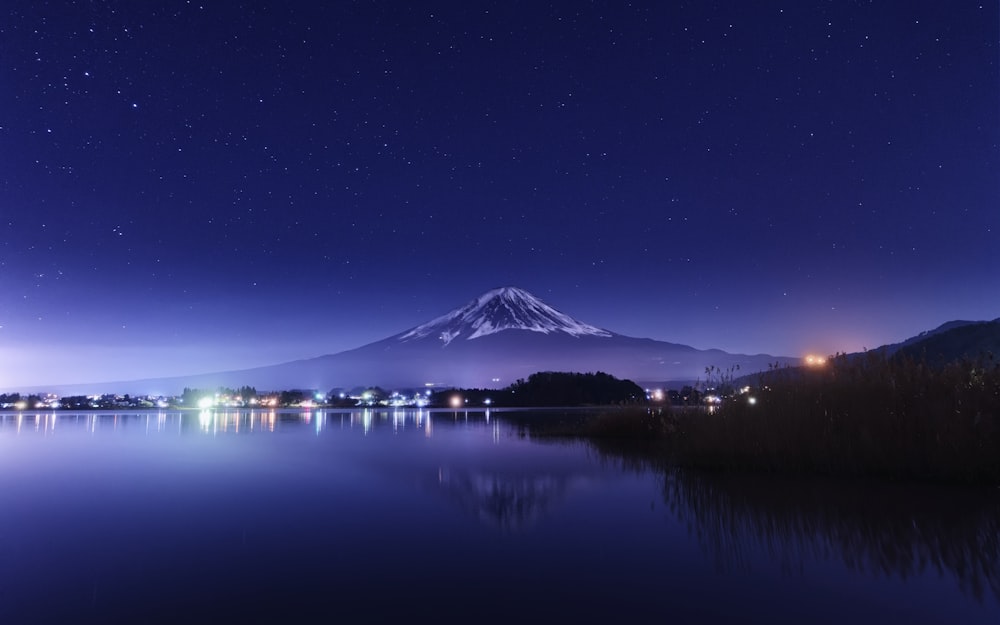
398, 286, 611, 345
31, 287, 800, 394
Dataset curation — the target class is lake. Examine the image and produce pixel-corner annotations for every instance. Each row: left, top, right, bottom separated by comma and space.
1, 409, 997, 624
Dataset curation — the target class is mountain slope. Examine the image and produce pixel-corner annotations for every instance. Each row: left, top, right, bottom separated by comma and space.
891, 318, 1000, 367
22, 287, 799, 394
883, 319, 984, 354
398, 286, 612, 344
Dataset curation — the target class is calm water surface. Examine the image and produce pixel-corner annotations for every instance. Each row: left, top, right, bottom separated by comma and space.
1, 409, 997, 624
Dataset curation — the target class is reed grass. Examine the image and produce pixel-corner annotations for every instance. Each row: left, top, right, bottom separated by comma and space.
667, 352, 1000, 483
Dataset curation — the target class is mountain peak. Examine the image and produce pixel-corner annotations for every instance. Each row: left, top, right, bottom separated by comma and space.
398, 287, 612, 345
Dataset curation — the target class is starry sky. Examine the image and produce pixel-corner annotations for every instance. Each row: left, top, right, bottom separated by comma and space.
2, 1, 997, 389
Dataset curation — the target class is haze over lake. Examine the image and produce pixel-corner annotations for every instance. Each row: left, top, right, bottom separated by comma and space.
2, 409, 997, 624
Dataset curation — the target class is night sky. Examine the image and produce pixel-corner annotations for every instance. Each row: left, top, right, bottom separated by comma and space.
2, 1, 997, 389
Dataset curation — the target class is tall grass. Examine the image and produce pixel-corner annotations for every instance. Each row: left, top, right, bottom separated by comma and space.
668, 352, 1000, 483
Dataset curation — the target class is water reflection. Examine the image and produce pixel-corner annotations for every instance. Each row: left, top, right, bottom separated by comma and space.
4, 409, 998, 606
433, 467, 571, 530
589, 440, 1000, 603
0, 408, 466, 437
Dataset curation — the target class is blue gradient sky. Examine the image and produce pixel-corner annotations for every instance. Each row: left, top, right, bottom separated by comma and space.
2, 1, 997, 388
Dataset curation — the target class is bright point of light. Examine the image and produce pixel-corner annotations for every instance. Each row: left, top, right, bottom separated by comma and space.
450, 395, 462, 408
747, 396, 757, 405
14, 401, 27, 410
484, 398, 491, 405
197, 397, 214, 409
804, 354, 827, 366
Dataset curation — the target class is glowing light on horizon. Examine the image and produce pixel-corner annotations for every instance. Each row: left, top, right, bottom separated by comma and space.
804, 355, 827, 366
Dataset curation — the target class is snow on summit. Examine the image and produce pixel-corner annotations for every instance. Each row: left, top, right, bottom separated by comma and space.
399, 287, 612, 345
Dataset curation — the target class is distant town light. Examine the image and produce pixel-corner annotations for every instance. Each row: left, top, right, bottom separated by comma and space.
450, 395, 462, 408
804, 354, 827, 366
197, 397, 214, 409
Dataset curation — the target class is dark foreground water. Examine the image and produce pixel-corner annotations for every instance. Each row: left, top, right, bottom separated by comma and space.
1, 409, 997, 624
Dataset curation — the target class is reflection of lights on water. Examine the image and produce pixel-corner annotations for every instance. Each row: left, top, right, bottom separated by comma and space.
199, 410, 213, 432
0, 409, 496, 439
